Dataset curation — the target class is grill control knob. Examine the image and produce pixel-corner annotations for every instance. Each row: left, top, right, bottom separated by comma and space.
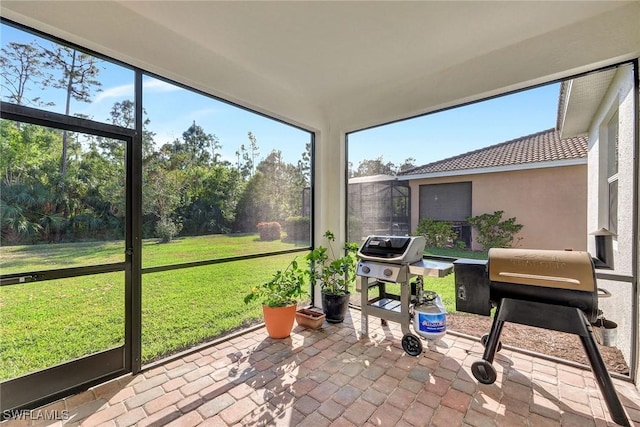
362, 266, 370, 274
383, 268, 393, 277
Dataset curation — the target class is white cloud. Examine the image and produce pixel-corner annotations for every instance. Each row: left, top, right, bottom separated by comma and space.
94, 79, 180, 103
94, 84, 133, 103
143, 78, 181, 93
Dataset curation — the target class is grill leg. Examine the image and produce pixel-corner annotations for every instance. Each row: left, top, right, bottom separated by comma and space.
360, 277, 369, 337
481, 299, 630, 426
471, 302, 504, 384
579, 329, 630, 426
482, 304, 505, 364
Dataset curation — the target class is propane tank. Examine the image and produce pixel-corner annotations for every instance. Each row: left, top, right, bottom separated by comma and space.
413, 287, 447, 340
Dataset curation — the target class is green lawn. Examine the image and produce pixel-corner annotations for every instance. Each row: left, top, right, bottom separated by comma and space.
1, 272, 127, 381
0, 238, 488, 381
141, 255, 302, 363
0, 234, 306, 380
424, 246, 488, 260
0, 233, 304, 274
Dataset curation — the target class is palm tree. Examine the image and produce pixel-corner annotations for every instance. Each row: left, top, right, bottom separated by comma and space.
1, 182, 45, 243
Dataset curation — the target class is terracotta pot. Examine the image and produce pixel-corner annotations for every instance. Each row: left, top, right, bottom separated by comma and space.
262, 304, 297, 339
295, 308, 326, 329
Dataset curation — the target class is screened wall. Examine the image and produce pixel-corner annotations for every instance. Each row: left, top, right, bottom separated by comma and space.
418, 182, 472, 247
347, 177, 410, 243
0, 20, 313, 411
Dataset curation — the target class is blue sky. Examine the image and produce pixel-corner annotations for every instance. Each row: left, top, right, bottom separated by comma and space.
348, 83, 560, 168
2, 23, 560, 169
86, 73, 313, 165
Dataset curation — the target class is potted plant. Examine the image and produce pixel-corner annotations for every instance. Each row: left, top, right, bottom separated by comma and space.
306, 230, 358, 323
244, 258, 308, 338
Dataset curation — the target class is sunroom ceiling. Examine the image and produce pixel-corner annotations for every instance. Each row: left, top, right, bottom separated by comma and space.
1, 1, 639, 133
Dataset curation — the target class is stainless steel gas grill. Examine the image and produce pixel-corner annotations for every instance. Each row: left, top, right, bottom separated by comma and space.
357, 236, 453, 355
454, 248, 630, 426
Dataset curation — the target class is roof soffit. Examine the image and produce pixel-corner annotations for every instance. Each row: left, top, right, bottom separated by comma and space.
559, 69, 617, 138
1, 1, 638, 132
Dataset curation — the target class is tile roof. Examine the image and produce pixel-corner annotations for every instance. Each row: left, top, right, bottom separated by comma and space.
399, 128, 587, 176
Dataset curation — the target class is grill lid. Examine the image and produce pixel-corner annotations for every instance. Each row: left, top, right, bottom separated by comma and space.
357, 235, 426, 264
488, 248, 596, 292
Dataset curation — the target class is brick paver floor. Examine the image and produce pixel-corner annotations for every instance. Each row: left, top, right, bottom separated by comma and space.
3, 308, 640, 426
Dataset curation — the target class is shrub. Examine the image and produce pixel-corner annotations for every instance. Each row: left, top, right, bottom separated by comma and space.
257, 222, 281, 241
467, 210, 523, 250
414, 218, 457, 248
283, 216, 310, 242
156, 217, 183, 243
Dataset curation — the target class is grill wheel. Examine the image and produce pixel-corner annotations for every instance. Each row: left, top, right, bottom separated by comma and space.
471, 360, 497, 384
401, 333, 423, 356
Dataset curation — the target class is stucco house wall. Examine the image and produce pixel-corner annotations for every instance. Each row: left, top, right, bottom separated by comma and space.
406, 164, 587, 251
586, 66, 635, 276
584, 65, 635, 373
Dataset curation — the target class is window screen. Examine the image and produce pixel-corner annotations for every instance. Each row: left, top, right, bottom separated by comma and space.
419, 182, 472, 222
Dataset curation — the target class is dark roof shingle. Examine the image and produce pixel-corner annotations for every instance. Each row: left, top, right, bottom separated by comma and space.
399, 128, 587, 176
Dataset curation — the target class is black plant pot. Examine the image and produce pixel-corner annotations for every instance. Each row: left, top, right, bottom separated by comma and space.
321, 292, 350, 323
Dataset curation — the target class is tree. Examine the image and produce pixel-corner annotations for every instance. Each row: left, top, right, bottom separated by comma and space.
233, 171, 269, 232
143, 163, 184, 242
235, 148, 242, 174
236, 144, 252, 180
181, 120, 217, 165
297, 142, 312, 187
178, 164, 243, 235
44, 46, 103, 175
234, 149, 306, 232
0, 41, 50, 107
108, 100, 156, 158
353, 156, 396, 177
246, 132, 260, 176
0, 120, 61, 184
350, 156, 418, 177
76, 142, 125, 239
397, 157, 417, 173
160, 121, 219, 170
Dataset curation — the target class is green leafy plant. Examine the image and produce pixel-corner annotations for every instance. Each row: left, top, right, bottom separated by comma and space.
306, 230, 358, 296
467, 210, 523, 249
244, 257, 308, 307
156, 216, 183, 243
414, 217, 457, 248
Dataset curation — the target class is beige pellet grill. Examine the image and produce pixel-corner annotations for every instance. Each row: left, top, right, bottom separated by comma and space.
454, 248, 630, 426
